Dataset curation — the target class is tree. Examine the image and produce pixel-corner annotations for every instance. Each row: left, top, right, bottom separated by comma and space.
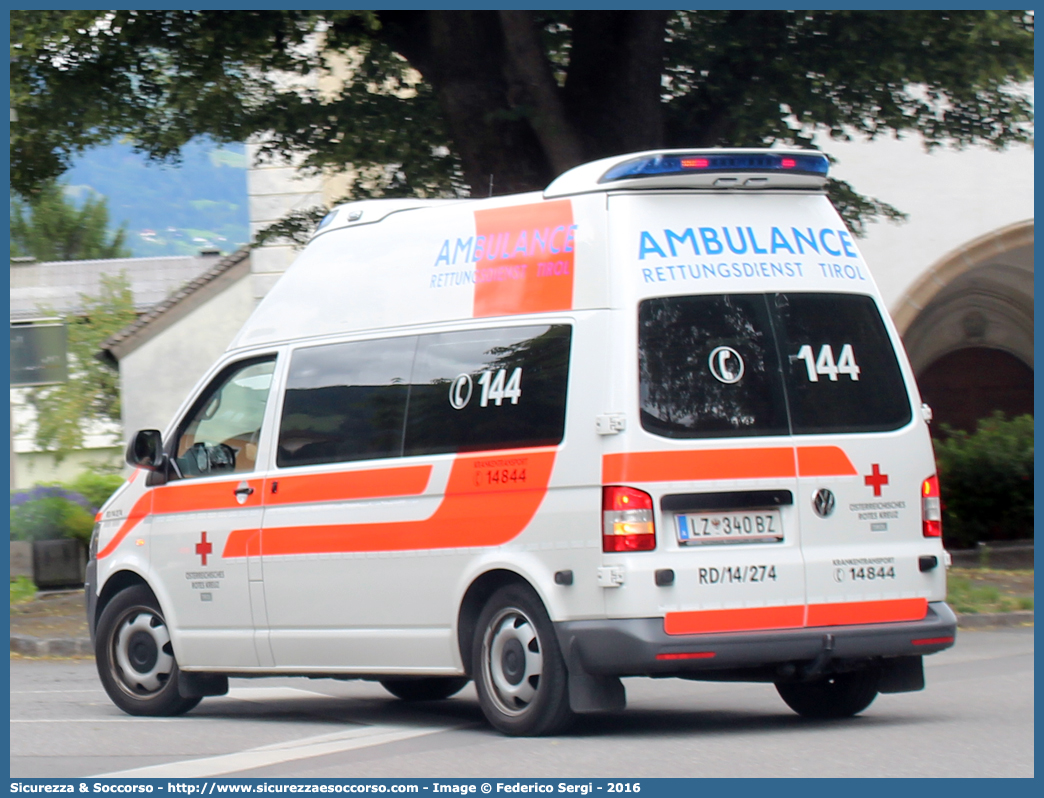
10, 10, 1034, 240
24, 273, 137, 459
10, 180, 131, 261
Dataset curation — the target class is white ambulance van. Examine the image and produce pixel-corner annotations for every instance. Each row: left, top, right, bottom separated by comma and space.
87, 149, 955, 736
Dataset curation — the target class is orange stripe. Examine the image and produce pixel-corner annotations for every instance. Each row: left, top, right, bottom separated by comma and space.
602, 446, 856, 483
665, 605, 805, 635
96, 492, 152, 560
100, 465, 437, 561
265, 465, 431, 505
806, 598, 927, 627
664, 598, 929, 636
796, 446, 857, 476
473, 201, 575, 317
225, 449, 556, 557
152, 478, 264, 514
602, 448, 796, 483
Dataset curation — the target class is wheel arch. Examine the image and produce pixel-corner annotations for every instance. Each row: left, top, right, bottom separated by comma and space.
456, 568, 533, 677
95, 570, 155, 632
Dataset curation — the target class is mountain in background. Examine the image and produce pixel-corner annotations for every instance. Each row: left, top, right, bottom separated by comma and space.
63, 139, 250, 258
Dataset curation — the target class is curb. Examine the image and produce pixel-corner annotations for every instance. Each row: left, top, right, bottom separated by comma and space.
11, 634, 93, 657
956, 610, 1034, 629
10, 611, 1034, 657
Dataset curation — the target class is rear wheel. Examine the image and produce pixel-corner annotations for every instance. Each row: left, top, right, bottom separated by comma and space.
776, 669, 880, 719
380, 677, 468, 702
95, 585, 201, 717
472, 584, 574, 736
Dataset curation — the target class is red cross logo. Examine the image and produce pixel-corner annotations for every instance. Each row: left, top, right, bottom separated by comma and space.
864, 464, 889, 496
195, 531, 213, 565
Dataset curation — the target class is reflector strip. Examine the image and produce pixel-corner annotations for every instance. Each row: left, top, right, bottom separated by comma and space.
665, 598, 929, 636
912, 636, 955, 646
656, 651, 716, 660
665, 605, 805, 635
805, 598, 927, 628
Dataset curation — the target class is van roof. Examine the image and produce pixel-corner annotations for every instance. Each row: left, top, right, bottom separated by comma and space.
315, 148, 829, 240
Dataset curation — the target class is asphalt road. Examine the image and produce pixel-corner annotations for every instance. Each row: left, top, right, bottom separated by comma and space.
10, 626, 1033, 779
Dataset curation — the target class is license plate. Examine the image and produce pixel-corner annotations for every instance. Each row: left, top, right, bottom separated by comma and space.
676, 509, 783, 545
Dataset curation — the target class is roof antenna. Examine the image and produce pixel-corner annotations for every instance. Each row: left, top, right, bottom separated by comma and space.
488, 175, 494, 197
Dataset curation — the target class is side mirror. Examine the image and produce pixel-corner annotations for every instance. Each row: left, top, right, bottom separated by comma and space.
126, 429, 165, 471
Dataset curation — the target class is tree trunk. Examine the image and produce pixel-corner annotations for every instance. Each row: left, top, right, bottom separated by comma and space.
564, 11, 669, 158
379, 10, 671, 195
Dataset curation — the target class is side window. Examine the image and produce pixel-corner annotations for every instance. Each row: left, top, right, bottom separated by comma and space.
639, 295, 789, 438
277, 337, 415, 467
404, 325, 571, 456
173, 358, 276, 479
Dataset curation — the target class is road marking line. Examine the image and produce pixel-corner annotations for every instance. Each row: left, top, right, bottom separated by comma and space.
11, 718, 183, 723
93, 723, 454, 777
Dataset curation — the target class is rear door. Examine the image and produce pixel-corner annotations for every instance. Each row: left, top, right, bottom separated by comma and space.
773, 292, 935, 625
616, 292, 806, 632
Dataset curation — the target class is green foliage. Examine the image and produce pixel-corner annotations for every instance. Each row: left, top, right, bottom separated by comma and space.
66, 470, 125, 511
10, 10, 1034, 238
934, 412, 1034, 548
946, 573, 1034, 614
25, 273, 138, 459
10, 485, 96, 545
11, 576, 37, 605
10, 180, 131, 261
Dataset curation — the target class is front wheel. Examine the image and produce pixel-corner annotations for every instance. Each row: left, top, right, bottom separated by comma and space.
472, 584, 574, 736
776, 669, 880, 719
380, 677, 469, 702
95, 585, 201, 717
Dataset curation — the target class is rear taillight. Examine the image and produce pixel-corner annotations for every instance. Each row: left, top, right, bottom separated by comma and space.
603, 486, 656, 552
922, 475, 942, 537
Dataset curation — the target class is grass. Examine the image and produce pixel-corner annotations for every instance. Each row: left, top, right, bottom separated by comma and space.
947, 573, 1034, 614
10, 577, 36, 605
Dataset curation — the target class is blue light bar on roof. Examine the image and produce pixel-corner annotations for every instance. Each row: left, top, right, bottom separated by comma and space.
600, 152, 829, 183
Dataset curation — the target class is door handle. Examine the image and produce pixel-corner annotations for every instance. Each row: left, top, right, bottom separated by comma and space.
234, 481, 255, 504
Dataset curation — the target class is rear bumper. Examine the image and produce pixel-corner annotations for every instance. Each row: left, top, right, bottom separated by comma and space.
555, 601, 956, 678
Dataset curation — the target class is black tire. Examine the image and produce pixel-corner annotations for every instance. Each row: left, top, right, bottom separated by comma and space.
380, 677, 469, 702
472, 583, 574, 736
776, 669, 880, 719
95, 585, 201, 717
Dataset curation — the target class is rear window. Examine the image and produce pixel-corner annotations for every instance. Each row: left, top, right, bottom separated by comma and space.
638, 295, 788, 438
639, 293, 911, 438
773, 293, 912, 434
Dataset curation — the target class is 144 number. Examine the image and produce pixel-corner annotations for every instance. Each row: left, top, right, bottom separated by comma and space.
477, 367, 522, 406
793, 344, 860, 382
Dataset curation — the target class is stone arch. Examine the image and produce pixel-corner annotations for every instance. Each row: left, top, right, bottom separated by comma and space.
896, 220, 1033, 430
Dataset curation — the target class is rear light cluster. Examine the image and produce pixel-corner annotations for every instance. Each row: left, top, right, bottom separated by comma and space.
922, 475, 942, 538
603, 486, 656, 552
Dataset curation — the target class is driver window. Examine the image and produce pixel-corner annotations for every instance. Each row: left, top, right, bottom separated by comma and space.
173, 358, 276, 480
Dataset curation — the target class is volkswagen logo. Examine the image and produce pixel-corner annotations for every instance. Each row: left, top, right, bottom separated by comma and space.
812, 488, 836, 518
708, 346, 745, 384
